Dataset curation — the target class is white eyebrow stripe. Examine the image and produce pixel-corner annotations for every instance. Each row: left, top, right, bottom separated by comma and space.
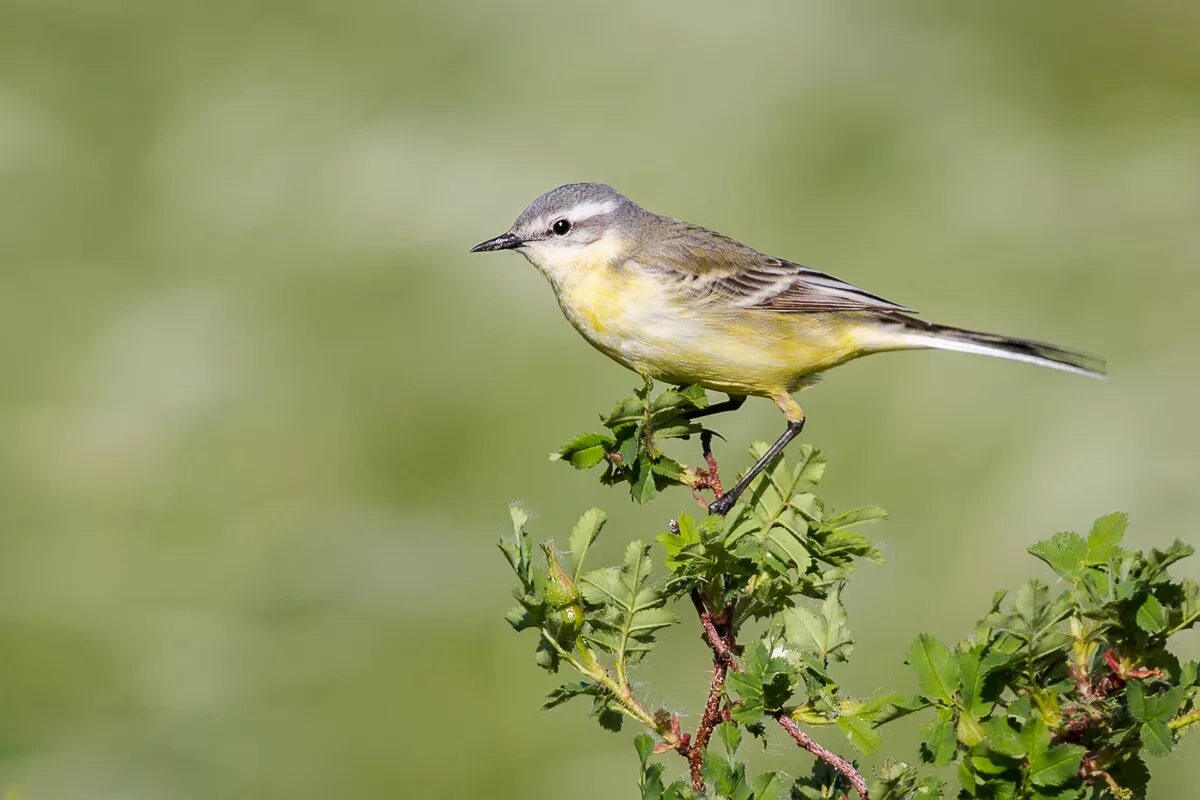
567, 200, 618, 222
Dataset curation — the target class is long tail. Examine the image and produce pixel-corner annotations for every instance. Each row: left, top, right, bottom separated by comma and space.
871, 315, 1106, 379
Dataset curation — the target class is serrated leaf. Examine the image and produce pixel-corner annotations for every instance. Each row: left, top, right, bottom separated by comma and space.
980, 717, 1025, 758
635, 733, 655, 767
568, 507, 606, 579
1135, 594, 1167, 635
907, 634, 960, 705
554, 432, 615, 464
750, 771, 787, 800
921, 710, 957, 766
604, 395, 645, 427
570, 444, 608, 469
592, 693, 624, 732
1085, 512, 1128, 564
679, 384, 709, 407
779, 587, 853, 666
579, 541, 674, 669
534, 636, 559, 672
1140, 720, 1173, 757
729, 643, 795, 724
1175, 580, 1200, 634
1028, 743, 1085, 787
715, 720, 741, 757
837, 713, 882, 755
820, 505, 888, 530
1181, 660, 1198, 687
958, 649, 996, 718
1028, 532, 1087, 578
701, 750, 744, 798
1128, 682, 1184, 724
543, 680, 596, 710
631, 457, 657, 503
854, 692, 927, 726
1020, 718, 1051, 763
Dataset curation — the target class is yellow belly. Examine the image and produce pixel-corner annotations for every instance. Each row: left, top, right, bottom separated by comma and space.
553, 265, 869, 397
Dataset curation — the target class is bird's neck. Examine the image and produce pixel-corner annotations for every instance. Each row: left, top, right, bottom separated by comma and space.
521, 232, 629, 294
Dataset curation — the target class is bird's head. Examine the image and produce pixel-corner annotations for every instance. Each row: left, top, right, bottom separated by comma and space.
471, 183, 643, 278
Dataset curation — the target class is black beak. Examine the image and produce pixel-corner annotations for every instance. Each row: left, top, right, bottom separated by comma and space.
470, 232, 523, 253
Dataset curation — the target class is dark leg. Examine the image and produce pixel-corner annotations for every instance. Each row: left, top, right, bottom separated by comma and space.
683, 393, 746, 421
708, 418, 806, 516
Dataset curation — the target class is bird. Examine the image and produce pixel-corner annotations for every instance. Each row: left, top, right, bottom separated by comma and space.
471, 182, 1105, 515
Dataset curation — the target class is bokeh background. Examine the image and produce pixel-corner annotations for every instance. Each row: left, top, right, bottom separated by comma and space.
2, 1, 1198, 797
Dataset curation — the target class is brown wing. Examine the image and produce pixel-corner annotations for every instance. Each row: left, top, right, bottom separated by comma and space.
634, 219, 916, 315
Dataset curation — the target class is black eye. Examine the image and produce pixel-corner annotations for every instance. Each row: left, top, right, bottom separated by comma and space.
552, 218, 571, 236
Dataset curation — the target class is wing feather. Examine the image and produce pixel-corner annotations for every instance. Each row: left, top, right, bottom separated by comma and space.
632, 219, 915, 315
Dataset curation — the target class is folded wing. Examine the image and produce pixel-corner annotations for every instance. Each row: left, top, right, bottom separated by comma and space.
636, 219, 914, 315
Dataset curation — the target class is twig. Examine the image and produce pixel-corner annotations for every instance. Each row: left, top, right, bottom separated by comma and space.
700, 430, 724, 497
690, 590, 741, 670
775, 714, 870, 800
690, 430, 724, 508
1168, 707, 1200, 731
688, 652, 731, 792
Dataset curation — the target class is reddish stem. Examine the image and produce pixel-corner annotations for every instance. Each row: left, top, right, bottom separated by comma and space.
775, 714, 870, 800
690, 431, 725, 508
691, 591, 741, 670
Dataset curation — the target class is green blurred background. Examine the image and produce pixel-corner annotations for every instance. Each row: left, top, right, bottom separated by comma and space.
2, 1, 1198, 797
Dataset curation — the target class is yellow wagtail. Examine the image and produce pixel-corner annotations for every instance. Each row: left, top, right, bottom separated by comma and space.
472, 183, 1105, 514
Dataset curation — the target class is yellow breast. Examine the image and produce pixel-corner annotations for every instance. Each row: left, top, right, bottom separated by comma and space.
528, 235, 869, 396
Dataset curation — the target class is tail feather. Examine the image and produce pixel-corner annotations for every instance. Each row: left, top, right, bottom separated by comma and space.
880, 316, 1107, 379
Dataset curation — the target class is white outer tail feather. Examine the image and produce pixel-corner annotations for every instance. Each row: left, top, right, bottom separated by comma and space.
856, 316, 1107, 379
896, 331, 1106, 379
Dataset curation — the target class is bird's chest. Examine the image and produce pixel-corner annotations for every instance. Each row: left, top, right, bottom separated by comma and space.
554, 267, 688, 368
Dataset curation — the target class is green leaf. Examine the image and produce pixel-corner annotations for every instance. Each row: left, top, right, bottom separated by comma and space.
1085, 512, 1128, 564
907, 634, 960, 705
571, 444, 608, 469
957, 648, 1000, 718
1127, 682, 1184, 723
500, 504, 533, 584
1028, 532, 1087, 578
956, 714, 986, 748
819, 505, 888, 530
592, 693, 625, 732
715, 720, 741, 757
1140, 720, 1173, 757
635, 733, 654, 767
568, 507, 606, 579
1029, 744, 1085, 787
920, 710, 957, 766
553, 432, 615, 467
631, 457, 657, 503
1181, 660, 1198, 687
750, 771, 787, 800
980, 717, 1025, 758
854, 692, 928, 726
779, 587, 853, 666
679, 384, 709, 408
1175, 579, 1200, 634
701, 750, 747, 799
580, 541, 675, 669
604, 395, 645, 427
728, 643, 794, 724
837, 713, 882, 755
544, 680, 596, 710
1020, 717, 1051, 759
1135, 593, 1167, 635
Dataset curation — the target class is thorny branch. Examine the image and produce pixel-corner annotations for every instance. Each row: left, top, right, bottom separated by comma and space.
675, 443, 868, 799
776, 714, 870, 800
